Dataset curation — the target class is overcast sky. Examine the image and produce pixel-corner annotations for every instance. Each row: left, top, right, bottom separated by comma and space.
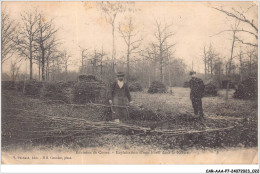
2, 1, 258, 74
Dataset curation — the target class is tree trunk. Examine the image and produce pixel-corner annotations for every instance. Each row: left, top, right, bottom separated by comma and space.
81, 50, 84, 74
225, 31, 236, 103
29, 42, 33, 80
52, 59, 55, 81
249, 52, 252, 75
46, 56, 49, 81
160, 60, 163, 82
239, 51, 242, 82
127, 46, 130, 79
159, 46, 163, 82
168, 66, 172, 87
100, 49, 103, 78
41, 49, 45, 81
204, 47, 207, 80
38, 57, 41, 81
210, 59, 213, 78
65, 63, 68, 81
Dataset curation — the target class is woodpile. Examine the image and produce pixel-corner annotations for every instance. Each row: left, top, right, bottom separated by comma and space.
41, 81, 75, 103
73, 74, 107, 104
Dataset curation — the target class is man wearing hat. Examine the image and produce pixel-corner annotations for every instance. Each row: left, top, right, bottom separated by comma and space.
189, 71, 205, 120
109, 72, 132, 123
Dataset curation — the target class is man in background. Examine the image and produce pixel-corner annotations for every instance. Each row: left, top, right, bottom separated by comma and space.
109, 72, 132, 123
189, 71, 205, 120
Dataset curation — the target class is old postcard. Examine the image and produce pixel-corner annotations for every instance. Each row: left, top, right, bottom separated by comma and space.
1, 1, 258, 165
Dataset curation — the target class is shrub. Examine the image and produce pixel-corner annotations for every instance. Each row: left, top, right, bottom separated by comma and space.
233, 77, 257, 99
2, 81, 15, 90
204, 82, 218, 97
73, 75, 107, 104
16, 80, 44, 96
129, 82, 143, 92
221, 80, 235, 89
148, 81, 166, 94
41, 81, 75, 103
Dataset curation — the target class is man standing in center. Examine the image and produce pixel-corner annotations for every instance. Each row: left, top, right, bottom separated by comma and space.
189, 71, 205, 120
109, 72, 132, 123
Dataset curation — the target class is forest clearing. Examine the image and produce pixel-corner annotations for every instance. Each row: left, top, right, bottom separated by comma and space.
1, 1, 258, 167
2, 87, 257, 153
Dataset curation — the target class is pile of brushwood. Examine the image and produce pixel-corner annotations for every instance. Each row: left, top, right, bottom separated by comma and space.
148, 81, 166, 93
41, 81, 75, 103
129, 82, 143, 92
204, 82, 218, 97
233, 77, 257, 99
127, 76, 143, 92
2, 75, 108, 104
73, 74, 107, 104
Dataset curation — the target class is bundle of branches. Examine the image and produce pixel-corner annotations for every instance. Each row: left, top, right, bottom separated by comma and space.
41, 81, 76, 103
183, 81, 190, 88
204, 82, 218, 97
2, 81, 15, 90
128, 105, 160, 121
233, 77, 257, 99
148, 81, 166, 93
73, 75, 107, 104
129, 82, 143, 92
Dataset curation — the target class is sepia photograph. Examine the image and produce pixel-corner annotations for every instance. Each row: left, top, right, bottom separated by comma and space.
1, 1, 258, 166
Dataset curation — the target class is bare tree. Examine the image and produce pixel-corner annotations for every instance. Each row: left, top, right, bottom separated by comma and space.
140, 46, 158, 86
213, 5, 258, 47
10, 58, 23, 82
237, 48, 244, 82
49, 50, 63, 81
60, 50, 71, 80
97, 46, 106, 77
35, 13, 58, 81
98, 2, 131, 73
78, 46, 88, 74
118, 16, 142, 78
203, 45, 208, 80
224, 20, 240, 102
152, 19, 175, 82
206, 44, 218, 78
1, 10, 17, 65
45, 46, 61, 80
16, 9, 40, 80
